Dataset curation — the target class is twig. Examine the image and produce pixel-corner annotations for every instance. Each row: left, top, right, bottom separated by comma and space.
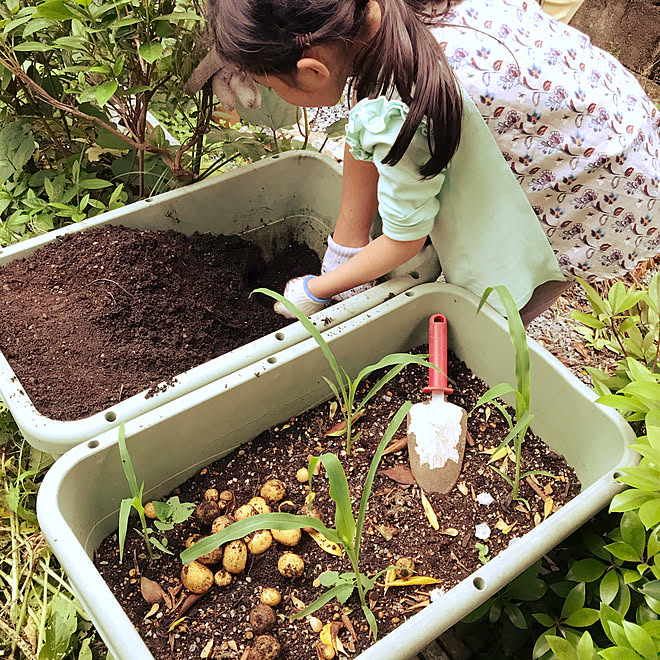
524, 475, 548, 502
88, 278, 134, 298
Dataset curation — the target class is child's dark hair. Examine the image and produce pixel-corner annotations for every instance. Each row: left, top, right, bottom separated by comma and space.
206, 0, 462, 178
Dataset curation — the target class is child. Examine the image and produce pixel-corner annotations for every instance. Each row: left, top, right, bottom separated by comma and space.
200, 0, 658, 322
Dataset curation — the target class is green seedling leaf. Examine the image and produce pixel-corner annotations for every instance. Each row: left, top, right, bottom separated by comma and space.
362, 603, 378, 641
290, 582, 354, 619
149, 536, 173, 555
181, 513, 338, 563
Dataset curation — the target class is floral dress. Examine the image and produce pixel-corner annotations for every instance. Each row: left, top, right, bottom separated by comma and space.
431, 0, 660, 280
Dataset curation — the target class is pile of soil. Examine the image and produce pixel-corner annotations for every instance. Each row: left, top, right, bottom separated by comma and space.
0, 225, 321, 421
95, 349, 580, 660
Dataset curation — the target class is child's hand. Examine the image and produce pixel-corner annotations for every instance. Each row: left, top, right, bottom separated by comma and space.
273, 276, 331, 318
321, 235, 377, 301
184, 49, 261, 111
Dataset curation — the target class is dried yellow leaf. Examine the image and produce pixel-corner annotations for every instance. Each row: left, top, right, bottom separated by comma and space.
320, 623, 334, 648
307, 530, 343, 556
168, 617, 187, 633
144, 603, 159, 620
484, 407, 491, 422
533, 512, 542, 526
457, 482, 469, 496
201, 639, 214, 659
383, 576, 439, 587
506, 447, 517, 463
329, 401, 338, 418
420, 491, 439, 530
440, 528, 459, 536
544, 483, 554, 495
487, 445, 508, 463
543, 497, 554, 520
495, 519, 517, 534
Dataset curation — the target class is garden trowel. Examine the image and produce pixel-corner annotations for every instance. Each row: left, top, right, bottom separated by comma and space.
407, 314, 467, 494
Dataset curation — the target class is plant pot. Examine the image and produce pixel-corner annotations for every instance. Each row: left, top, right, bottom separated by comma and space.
37, 282, 636, 660
0, 151, 439, 456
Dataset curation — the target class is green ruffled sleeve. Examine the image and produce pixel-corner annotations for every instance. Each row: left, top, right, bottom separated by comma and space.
345, 97, 444, 243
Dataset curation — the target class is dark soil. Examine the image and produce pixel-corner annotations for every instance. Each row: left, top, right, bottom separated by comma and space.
0, 225, 320, 421
95, 349, 580, 660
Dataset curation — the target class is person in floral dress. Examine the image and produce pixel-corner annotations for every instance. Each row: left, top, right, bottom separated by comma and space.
432, 0, 659, 284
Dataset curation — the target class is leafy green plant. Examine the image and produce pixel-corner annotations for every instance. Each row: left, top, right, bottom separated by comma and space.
116, 423, 193, 561
182, 401, 412, 640
473, 285, 549, 500
253, 287, 439, 453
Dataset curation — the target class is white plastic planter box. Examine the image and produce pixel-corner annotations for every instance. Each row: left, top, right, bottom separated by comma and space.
37, 282, 636, 660
0, 151, 438, 456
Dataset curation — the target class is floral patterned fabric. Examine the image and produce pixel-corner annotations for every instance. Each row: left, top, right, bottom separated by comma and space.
431, 0, 660, 280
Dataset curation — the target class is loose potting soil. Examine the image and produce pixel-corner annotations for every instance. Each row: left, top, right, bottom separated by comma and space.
95, 350, 580, 660
0, 225, 321, 421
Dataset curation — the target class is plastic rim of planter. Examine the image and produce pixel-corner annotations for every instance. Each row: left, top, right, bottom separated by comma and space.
0, 151, 439, 457
37, 281, 637, 660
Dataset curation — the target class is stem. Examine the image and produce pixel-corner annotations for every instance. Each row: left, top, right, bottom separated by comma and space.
609, 317, 628, 357
36, 554, 49, 655
652, 323, 660, 373
138, 511, 155, 560
513, 434, 522, 500
197, 152, 240, 182
301, 107, 309, 150
271, 128, 279, 152
347, 549, 366, 608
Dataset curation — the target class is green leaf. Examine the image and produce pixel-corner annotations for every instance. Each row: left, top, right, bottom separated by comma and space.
533, 612, 555, 628
600, 570, 620, 605
599, 649, 643, 660
313, 453, 355, 545
94, 81, 118, 107
563, 608, 600, 627
78, 637, 93, 660
117, 424, 139, 498
546, 635, 579, 660
576, 630, 595, 660
504, 603, 527, 629
622, 621, 656, 659
139, 41, 163, 63
600, 602, 624, 644
117, 497, 132, 562
0, 120, 36, 181
639, 498, 660, 529
324, 117, 348, 138
290, 583, 354, 619
567, 559, 607, 583
561, 583, 586, 619
41, 596, 78, 660
621, 511, 647, 558
362, 603, 378, 641
237, 86, 298, 132
610, 489, 654, 513
78, 177, 113, 190
570, 310, 606, 329
153, 11, 202, 20
181, 512, 338, 564
35, 0, 78, 21
639, 580, 660, 600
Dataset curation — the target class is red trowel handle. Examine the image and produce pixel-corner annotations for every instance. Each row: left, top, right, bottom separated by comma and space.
423, 314, 452, 395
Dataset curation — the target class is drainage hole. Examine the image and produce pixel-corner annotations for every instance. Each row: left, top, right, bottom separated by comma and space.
105, 411, 117, 422
473, 577, 486, 591
267, 357, 278, 364
405, 290, 415, 297
275, 332, 285, 341
87, 440, 99, 449
409, 271, 420, 280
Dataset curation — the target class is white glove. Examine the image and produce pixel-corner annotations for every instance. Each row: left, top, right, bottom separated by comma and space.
184, 49, 261, 111
274, 276, 331, 319
321, 234, 377, 302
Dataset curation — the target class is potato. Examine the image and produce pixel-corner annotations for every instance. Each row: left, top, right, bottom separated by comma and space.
247, 634, 281, 660
260, 588, 282, 607
214, 569, 232, 587
271, 528, 301, 546
219, 490, 234, 503
318, 643, 336, 659
181, 561, 214, 594
211, 514, 235, 535
144, 502, 158, 519
222, 539, 248, 574
295, 468, 309, 483
204, 488, 219, 502
248, 496, 271, 515
260, 479, 286, 503
249, 603, 276, 634
247, 529, 273, 555
277, 552, 304, 578
195, 499, 222, 526
395, 557, 415, 579
234, 504, 257, 521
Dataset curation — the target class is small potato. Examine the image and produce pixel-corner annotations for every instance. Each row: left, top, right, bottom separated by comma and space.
144, 502, 158, 519
222, 539, 248, 574
234, 504, 257, 521
260, 588, 282, 607
219, 490, 234, 502
248, 496, 271, 515
211, 514, 235, 535
247, 529, 273, 555
271, 528, 301, 547
204, 488, 219, 502
260, 479, 286, 503
195, 499, 222, 526
185, 533, 202, 548
249, 603, 276, 634
214, 569, 232, 587
181, 561, 214, 594
247, 635, 280, 660
395, 557, 416, 579
277, 552, 304, 578
318, 643, 335, 659
192, 538, 224, 566
296, 468, 309, 483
